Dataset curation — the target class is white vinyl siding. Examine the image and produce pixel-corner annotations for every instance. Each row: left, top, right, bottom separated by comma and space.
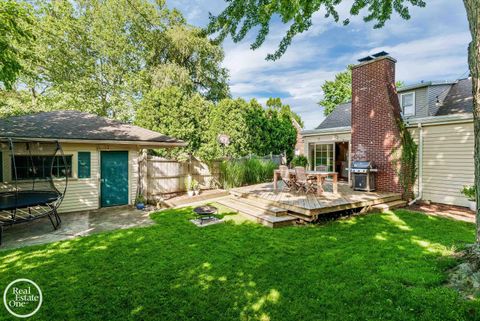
59, 145, 99, 213
129, 149, 139, 205
412, 122, 474, 207
0, 143, 141, 213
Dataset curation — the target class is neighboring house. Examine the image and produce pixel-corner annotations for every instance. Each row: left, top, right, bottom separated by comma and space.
292, 118, 304, 156
302, 53, 474, 207
0, 111, 185, 213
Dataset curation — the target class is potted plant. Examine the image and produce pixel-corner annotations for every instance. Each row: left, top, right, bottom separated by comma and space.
460, 185, 476, 211
290, 155, 309, 169
192, 179, 200, 195
185, 176, 196, 197
135, 195, 146, 210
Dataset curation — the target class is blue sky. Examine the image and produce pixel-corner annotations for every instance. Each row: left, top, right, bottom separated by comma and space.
168, 0, 470, 129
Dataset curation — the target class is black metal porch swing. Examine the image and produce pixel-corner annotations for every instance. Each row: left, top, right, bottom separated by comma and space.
0, 138, 69, 245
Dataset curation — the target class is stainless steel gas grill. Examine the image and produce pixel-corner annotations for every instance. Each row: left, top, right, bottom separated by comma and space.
351, 161, 378, 192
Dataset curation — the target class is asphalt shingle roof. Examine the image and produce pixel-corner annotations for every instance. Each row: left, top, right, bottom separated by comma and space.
0, 110, 185, 145
315, 102, 351, 130
435, 78, 473, 116
314, 78, 473, 130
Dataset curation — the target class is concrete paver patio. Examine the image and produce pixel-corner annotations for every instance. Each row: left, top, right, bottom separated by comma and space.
1, 206, 154, 250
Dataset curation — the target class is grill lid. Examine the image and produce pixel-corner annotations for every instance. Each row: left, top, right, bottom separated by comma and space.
352, 161, 376, 169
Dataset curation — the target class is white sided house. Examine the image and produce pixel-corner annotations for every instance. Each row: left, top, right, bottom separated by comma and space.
302, 53, 474, 208
0, 111, 186, 213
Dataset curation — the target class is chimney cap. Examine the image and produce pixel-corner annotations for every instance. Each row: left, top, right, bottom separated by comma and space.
358, 56, 374, 62
372, 51, 389, 58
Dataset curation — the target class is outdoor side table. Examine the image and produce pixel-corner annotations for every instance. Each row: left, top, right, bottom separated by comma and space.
193, 206, 218, 225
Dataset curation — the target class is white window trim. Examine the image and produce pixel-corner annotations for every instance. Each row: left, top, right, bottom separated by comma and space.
309, 143, 334, 172
400, 91, 416, 116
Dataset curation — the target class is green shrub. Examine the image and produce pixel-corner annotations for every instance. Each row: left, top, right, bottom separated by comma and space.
460, 185, 476, 201
220, 157, 278, 188
290, 155, 308, 168
184, 176, 199, 191
135, 194, 146, 204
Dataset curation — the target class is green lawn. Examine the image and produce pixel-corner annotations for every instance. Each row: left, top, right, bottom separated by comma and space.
1, 207, 479, 320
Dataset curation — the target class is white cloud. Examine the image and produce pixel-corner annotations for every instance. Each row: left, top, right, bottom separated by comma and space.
168, 0, 470, 130
347, 32, 470, 82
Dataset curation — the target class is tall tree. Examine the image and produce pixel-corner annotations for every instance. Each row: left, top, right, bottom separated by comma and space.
266, 97, 304, 127
319, 66, 352, 116
3, 0, 229, 119
319, 66, 404, 116
135, 86, 212, 158
265, 98, 298, 160
209, 0, 480, 242
463, 0, 480, 241
196, 97, 300, 160
147, 25, 230, 101
0, 1, 33, 90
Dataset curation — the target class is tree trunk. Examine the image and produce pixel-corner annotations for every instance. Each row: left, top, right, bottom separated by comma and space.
463, 0, 480, 242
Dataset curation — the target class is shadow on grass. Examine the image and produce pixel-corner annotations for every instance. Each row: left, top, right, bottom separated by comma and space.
0, 207, 478, 320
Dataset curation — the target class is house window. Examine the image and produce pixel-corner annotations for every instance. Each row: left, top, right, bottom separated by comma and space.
309, 143, 334, 172
401, 92, 415, 116
78, 152, 91, 179
12, 155, 72, 180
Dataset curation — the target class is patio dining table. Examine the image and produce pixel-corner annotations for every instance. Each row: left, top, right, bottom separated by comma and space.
273, 169, 338, 196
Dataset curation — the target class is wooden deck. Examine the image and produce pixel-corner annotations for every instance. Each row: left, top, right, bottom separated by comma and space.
230, 181, 402, 217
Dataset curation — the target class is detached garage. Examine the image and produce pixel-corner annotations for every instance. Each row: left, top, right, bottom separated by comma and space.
0, 111, 185, 213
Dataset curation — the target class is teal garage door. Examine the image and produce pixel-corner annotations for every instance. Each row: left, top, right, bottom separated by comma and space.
101, 151, 129, 207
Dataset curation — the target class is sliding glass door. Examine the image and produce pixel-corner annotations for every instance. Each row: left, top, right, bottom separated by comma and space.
308, 143, 334, 172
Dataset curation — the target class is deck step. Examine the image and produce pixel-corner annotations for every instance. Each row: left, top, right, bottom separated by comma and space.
370, 200, 407, 213
164, 190, 230, 208
244, 192, 403, 217
219, 196, 290, 218
229, 190, 246, 198
230, 196, 288, 216
216, 197, 296, 228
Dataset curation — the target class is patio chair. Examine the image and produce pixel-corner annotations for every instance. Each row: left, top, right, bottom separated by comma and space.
279, 165, 294, 192
294, 167, 317, 194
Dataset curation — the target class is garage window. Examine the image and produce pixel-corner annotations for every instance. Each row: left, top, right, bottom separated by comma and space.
13, 155, 72, 180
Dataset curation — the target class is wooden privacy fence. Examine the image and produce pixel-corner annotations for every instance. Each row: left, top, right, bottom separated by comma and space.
143, 156, 222, 200
142, 154, 284, 200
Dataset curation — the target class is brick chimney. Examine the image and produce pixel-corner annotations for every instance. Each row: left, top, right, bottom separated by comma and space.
351, 54, 403, 194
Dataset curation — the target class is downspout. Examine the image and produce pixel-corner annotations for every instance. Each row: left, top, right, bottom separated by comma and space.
408, 122, 423, 205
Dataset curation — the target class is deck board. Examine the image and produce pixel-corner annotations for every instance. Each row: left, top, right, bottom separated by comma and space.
231, 182, 402, 216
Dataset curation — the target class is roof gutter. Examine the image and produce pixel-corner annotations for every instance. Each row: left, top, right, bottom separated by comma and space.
397, 81, 454, 93
405, 113, 473, 128
301, 126, 351, 137
0, 137, 188, 148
